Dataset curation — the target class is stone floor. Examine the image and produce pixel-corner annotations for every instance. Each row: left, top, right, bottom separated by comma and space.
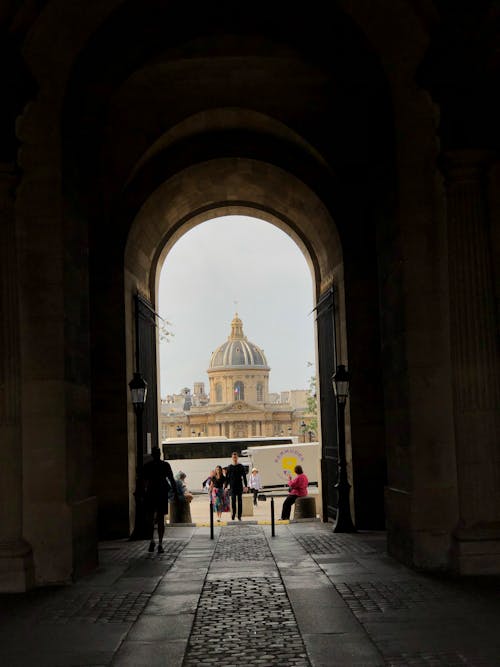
1, 523, 500, 666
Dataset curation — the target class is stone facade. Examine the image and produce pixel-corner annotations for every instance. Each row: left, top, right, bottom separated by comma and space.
160, 314, 312, 440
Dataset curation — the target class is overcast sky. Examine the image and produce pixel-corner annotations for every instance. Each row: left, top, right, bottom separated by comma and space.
158, 216, 316, 397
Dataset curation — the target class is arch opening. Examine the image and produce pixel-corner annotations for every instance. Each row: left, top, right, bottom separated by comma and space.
156, 215, 316, 468
122, 161, 384, 531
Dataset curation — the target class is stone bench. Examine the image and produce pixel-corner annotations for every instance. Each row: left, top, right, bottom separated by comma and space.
168, 498, 192, 523
293, 496, 317, 519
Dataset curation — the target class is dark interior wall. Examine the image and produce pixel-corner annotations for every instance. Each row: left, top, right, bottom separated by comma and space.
89, 242, 130, 538
343, 206, 389, 530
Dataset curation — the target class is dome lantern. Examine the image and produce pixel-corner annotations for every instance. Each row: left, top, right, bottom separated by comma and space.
229, 313, 244, 340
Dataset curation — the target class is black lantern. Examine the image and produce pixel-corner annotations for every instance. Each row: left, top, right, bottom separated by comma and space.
331, 364, 356, 533
332, 364, 350, 404
129, 372, 148, 540
176, 425, 182, 437
129, 372, 148, 410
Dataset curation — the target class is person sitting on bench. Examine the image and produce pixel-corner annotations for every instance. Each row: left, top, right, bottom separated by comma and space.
280, 465, 308, 520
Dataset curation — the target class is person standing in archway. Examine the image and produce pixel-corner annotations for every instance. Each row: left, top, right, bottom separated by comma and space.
225, 452, 248, 521
143, 447, 178, 553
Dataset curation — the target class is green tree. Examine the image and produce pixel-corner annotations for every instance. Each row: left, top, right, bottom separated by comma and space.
306, 374, 318, 435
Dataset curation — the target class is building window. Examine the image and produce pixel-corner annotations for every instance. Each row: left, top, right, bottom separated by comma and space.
256, 382, 263, 401
215, 383, 223, 402
234, 381, 244, 401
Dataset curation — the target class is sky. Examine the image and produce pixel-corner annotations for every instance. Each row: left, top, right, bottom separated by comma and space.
158, 216, 316, 397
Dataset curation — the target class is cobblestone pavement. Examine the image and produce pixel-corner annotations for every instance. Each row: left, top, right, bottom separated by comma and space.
212, 525, 271, 561
0, 532, 192, 667
183, 525, 311, 667
1, 524, 500, 666
290, 524, 500, 666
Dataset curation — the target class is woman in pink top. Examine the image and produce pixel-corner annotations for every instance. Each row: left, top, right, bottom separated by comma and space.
280, 465, 308, 520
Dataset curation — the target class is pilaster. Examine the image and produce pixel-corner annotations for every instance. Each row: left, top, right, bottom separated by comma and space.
0, 164, 35, 591
444, 150, 500, 573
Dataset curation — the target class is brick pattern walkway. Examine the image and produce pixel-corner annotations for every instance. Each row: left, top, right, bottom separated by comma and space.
183, 526, 311, 667
99, 538, 187, 563
295, 533, 379, 555
385, 651, 489, 666
333, 580, 441, 614
41, 590, 152, 624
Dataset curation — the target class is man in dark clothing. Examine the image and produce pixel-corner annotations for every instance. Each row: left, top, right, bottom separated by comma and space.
225, 451, 248, 521
143, 447, 177, 553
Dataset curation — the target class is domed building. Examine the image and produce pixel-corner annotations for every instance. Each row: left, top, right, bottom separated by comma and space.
208, 313, 270, 405
160, 314, 313, 440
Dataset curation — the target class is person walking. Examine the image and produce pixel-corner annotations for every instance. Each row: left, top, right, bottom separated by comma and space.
280, 465, 308, 520
202, 470, 215, 493
225, 452, 248, 521
143, 447, 178, 553
248, 467, 262, 506
210, 465, 227, 521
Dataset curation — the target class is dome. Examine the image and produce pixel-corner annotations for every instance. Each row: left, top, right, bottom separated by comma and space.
209, 313, 269, 370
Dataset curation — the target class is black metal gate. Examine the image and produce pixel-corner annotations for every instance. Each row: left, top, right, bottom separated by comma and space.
316, 288, 339, 522
135, 293, 159, 455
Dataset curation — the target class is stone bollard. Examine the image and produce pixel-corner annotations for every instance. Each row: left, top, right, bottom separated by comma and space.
242, 494, 254, 517
169, 498, 192, 524
293, 496, 317, 519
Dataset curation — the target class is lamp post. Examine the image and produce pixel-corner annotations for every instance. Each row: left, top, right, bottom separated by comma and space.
332, 364, 356, 532
176, 425, 182, 437
308, 430, 313, 442
288, 426, 292, 437
300, 420, 307, 443
129, 372, 148, 540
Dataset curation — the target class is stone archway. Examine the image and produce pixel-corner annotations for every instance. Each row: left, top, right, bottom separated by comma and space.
122, 156, 387, 534
124, 160, 345, 526
10, 0, 475, 587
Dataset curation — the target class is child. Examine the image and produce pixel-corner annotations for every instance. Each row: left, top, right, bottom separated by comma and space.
247, 467, 262, 506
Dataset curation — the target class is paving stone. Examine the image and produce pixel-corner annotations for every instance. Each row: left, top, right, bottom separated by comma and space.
113, 639, 186, 666
302, 633, 384, 666
127, 613, 194, 640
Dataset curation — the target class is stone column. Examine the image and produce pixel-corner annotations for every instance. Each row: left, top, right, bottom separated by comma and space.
0, 164, 34, 591
445, 150, 500, 573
